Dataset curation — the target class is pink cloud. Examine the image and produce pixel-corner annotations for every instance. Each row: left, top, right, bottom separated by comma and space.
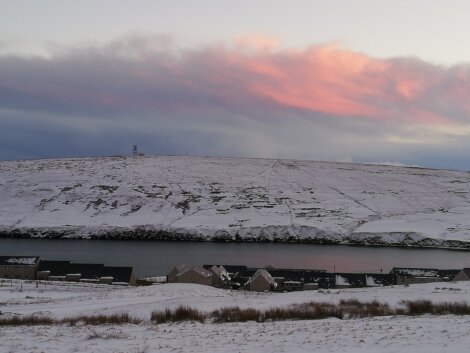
2, 38, 470, 128
129, 41, 469, 126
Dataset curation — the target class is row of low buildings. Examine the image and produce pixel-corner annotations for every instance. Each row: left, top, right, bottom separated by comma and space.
0, 256, 136, 285
166, 264, 468, 292
3, 255, 470, 291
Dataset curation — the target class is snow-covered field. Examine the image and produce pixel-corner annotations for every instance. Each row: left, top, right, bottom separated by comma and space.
1, 155, 470, 248
2, 280, 470, 352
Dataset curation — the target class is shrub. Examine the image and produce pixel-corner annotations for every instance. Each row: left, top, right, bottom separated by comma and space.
0, 315, 55, 326
402, 300, 470, 316
434, 301, 470, 315
65, 313, 141, 326
403, 300, 434, 315
211, 306, 262, 323
151, 306, 205, 323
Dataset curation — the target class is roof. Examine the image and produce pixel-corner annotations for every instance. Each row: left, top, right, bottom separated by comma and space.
210, 265, 231, 281
335, 275, 350, 286
178, 266, 213, 278
174, 264, 189, 272
246, 269, 277, 286
0, 256, 40, 266
390, 267, 439, 277
38, 260, 134, 283
459, 268, 470, 278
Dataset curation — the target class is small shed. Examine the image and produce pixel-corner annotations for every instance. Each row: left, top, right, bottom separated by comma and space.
282, 280, 302, 291
245, 269, 277, 292
65, 273, 81, 282
37, 270, 50, 280
303, 282, 319, 290
99, 276, 114, 285
365, 276, 380, 287
335, 275, 351, 289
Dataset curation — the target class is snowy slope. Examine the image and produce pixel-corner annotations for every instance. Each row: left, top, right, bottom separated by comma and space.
2, 281, 470, 353
1, 155, 470, 248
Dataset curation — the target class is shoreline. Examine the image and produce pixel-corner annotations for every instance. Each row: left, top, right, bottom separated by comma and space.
2, 227, 470, 251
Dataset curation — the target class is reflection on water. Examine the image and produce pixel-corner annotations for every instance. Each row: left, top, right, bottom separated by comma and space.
1, 238, 470, 277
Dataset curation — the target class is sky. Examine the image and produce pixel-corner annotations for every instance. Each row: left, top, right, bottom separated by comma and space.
1, 1, 470, 170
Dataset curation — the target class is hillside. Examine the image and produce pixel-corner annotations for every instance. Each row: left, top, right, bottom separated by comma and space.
1, 155, 470, 248
2, 281, 470, 353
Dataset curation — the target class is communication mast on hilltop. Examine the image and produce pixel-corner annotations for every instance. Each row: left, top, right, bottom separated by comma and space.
132, 145, 138, 156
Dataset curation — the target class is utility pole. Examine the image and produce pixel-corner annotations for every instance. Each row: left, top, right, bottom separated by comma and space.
132, 145, 138, 157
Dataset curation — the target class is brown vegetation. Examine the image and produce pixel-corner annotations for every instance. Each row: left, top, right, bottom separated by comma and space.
3, 300, 470, 327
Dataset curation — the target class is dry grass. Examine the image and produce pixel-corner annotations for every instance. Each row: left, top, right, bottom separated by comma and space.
151, 306, 206, 324
403, 300, 470, 316
3, 300, 470, 327
0, 315, 55, 326
66, 313, 142, 326
211, 306, 262, 323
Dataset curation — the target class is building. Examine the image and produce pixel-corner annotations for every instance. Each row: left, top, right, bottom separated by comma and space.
38, 260, 136, 285
335, 275, 351, 289
175, 266, 213, 286
282, 280, 303, 291
390, 267, 439, 278
390, 267, 457, 285
209, 265, 230, 287
0, 256, 41, 280
303, 282, 319, 290
453, 268, 470, 281
245, 269, 277, 292
167, 264, 189, 283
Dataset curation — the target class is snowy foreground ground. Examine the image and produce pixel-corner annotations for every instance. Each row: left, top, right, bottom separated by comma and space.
2, 155, 470, 248
2, 281, 470, 352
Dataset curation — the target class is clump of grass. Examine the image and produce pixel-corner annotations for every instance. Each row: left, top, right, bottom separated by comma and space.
0, 315, 55, 326
66, 313, 142, 326
151, 306, 205, 324
402, 300, 470, 316
435, 301, 470, 315
211, 306, 262, 323
403, 299, 434, 315
338, 299, 393, 318
263, 306, 318, 321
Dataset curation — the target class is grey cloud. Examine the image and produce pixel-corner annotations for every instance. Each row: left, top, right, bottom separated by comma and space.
1, 37, 470, 170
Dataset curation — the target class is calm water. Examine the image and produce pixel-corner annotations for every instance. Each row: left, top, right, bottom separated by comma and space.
1, 238, 470, 277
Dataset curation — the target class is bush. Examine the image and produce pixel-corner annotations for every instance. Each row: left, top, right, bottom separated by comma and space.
211, 307, 261, 323
151, 306, 205, 323
65, 313, 141, 326
403, 300, 434, 315
402, 300, 470, 316
0, 315, 55, 326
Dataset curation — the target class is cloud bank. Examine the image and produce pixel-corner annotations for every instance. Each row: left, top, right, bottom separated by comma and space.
1, 35, 470, 169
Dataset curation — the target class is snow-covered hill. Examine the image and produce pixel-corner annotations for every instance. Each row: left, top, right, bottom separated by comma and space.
1, 155, 470, 248
3, 281, 470, 353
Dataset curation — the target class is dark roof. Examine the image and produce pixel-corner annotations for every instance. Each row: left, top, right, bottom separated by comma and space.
458, 268, 470, 278
0, 256, 40, 266
100, 266, 135, 282
38, 260, 134, 283
438, 269, 461, 279
203, 265, 326, 277
203, 264, 248, 273
389, 267, 439, 277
